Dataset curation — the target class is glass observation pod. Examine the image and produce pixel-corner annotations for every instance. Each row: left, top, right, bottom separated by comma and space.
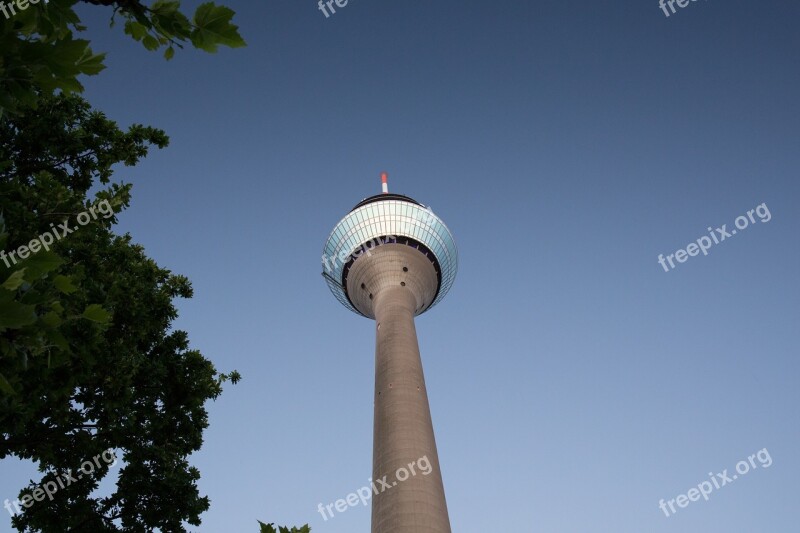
322, 193, 458, 317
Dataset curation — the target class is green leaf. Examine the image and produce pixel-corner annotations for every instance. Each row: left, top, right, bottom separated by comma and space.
257, 523, 309, 533
82, 304, 112, 324
164, 46, 175, 60
2, 269, 26, 290
45, 329, 70, 353
152, 0, 182, 15
191, 3, 246, 53
124, 20, 149, 41
142, 35, 160, 51
76, 50, 107, 76
54, 275, 78, 294
15, 250, 64, 281
0, 301, 37, 329
42, 311, 63, 328
0, 373, 15, 396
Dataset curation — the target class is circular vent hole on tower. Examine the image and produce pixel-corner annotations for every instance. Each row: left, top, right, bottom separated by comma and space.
400, 282, 406, 286
361, 283, 366, 289
369, 293, 373, 300
403, 267, 409, 272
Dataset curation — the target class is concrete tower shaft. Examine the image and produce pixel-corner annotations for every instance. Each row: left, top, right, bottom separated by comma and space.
347, 245, 451, 533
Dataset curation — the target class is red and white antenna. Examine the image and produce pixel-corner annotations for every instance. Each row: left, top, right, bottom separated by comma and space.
381, 172, 389, 194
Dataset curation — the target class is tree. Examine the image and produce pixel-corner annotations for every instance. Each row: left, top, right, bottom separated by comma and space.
258, 522, 311, 533
0, 93, 239, 531
0, 0, 246, 117
2, 1, 246, 530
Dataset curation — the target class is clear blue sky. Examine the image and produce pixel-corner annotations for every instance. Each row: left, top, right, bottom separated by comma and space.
2, 1, 799, 532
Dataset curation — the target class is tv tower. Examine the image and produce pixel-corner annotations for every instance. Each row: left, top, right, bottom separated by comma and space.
322, 173, 457, 533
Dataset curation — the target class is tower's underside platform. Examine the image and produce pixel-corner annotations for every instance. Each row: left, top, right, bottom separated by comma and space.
345, 244, 439, 319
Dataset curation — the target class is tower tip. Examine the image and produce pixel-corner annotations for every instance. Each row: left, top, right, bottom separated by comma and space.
381, 172, 389, 194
